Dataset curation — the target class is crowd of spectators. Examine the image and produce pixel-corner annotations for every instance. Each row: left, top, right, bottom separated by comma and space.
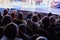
0, 9, 60, 40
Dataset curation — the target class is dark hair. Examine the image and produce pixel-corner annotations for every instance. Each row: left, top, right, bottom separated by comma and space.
3, 9, 8, 16
18, 13, 23, 20
3, 16, 12, 26
49, 16, 56, 24
19, 24, 26, 33
42, 16, 50, 26
48, 12, 52, 17
11, 13, 16, 19
32, 15, 38, 22
26, 12, 33, 19
4, 23, 18, 39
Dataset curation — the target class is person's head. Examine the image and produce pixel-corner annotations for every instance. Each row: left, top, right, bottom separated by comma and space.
48, 12, 52, 17
18, 13, 24, 20
19, 24, 26, 33
4, 23, 18, 39
36, 36, 48, 40
27, 19, 33, 26
3, 16, 12, 26
32, 14, 38, 22
11, 11, 16, 19
26, 12, 33, 19
31, 23, 39, 34
42, 16, 50, 26
3, 9, 8, 16
12, 10, 17, 15
49, 16, 56, 24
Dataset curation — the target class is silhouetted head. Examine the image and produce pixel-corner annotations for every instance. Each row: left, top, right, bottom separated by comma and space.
3, 16, 12, 26
4, 23, 18, 39
19, 24, 26, 33
18, 13, 24, 20
3, 9, 8, 16
48, 12, 52, 17
32, 14, 38, 22
26, 12, 33, 19
42, 16, 50, 26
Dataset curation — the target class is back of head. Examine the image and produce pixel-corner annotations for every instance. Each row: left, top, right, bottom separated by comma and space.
32, 14, 38, 22
3, 16, 12, 26
49, 16, 56, 24
42, 16, 50, 26
11, 13, 16, 19
27, 19, 33, 26
18, 13, 23, 20
3, 9, 8, 16
26, 12, 33, 19
19, 24, 26, 33
48, 12, 52, 17
4, 23, 18, 39
36, 36, 48, 40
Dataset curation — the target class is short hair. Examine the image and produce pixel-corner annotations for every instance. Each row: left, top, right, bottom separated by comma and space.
48, 12, 52, 17
3, 16, 12, 25
49, 16, 56, 24
19, 24, 26, 33
18, 13, 23, 19
32, 15, 38, 22
26, 12, 33, 19
4, 23, 18, 39
3, 9, 8, 16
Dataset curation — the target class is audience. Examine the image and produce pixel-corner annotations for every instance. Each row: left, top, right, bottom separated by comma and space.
0, 9, 60, 40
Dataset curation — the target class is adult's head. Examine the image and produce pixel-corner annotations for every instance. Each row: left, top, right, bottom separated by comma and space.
26, 12, 34, 19
19, 24, 26, 33
32, 14, 38, 22
3, 16, 12, 26
48, 12, 52, 17
49, 16, 56, 24
11, 10, 17, 20
42, 16, 50, 26
3, 9, 8, 16
4, 22, 18, 39
17, 12, 24, 20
